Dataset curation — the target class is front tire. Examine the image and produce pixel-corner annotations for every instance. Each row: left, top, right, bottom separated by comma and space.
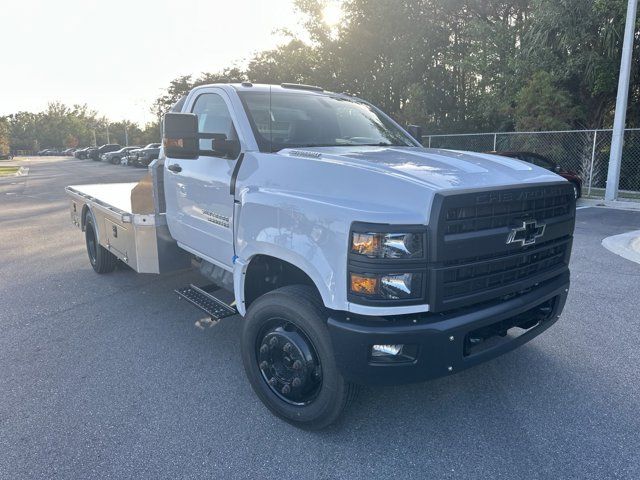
84, 214, 117, 274
241, 285, 358, 430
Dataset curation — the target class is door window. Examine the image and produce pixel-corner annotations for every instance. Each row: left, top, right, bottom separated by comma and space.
191, 93, 238, 152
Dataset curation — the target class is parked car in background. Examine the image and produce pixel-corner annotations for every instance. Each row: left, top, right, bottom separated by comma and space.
121, 147, 140, 166
130, 143, 161, 167
102, 146, 141, 164
37, 148, 61, 156
62, 148, 76, 156
89, 144, 122, 161
74, 147, 92, 159
488, 151, 583, 198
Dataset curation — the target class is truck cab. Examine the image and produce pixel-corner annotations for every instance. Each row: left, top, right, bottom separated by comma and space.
67, 83, 575, 429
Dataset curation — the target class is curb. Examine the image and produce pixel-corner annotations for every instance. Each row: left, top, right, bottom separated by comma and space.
578, 198, 640, 212
602, 230, 640, 265
0, 166, 28, 178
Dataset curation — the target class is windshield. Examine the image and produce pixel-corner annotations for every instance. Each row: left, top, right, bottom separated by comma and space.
238, 91, 417, 152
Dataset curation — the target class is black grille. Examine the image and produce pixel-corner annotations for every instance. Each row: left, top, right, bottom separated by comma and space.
440, 240, 568, 300
429, 183, 576, 312
443, 187, 572, 235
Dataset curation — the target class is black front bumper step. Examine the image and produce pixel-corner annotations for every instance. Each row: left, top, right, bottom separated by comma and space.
175, 284, 237, 320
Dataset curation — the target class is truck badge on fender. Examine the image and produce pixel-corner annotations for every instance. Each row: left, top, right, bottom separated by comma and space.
506, 219, 546, 246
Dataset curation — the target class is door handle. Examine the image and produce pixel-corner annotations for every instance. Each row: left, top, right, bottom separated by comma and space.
168, 164, 182, 173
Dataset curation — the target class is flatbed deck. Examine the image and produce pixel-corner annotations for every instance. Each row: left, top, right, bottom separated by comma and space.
65, 181, 189, 274
67, 182, 138, 214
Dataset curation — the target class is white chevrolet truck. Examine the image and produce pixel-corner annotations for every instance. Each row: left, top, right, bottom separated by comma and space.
66, 83, 575, 429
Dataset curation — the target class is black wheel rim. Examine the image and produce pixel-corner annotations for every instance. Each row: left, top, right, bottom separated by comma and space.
256, 318, 323, 406
86, 225, 97, 265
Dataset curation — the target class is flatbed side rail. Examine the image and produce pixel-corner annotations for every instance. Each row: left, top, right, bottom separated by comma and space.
65, 186, 133, 224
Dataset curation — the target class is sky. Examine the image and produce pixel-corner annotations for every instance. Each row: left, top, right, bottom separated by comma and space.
0, 0, 339, 125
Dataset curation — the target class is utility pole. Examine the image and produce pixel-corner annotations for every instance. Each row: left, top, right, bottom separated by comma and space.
605, 0, 638, 201
124, 124, 129, 146
106, 122, 110, 144
92, 129, 97, 147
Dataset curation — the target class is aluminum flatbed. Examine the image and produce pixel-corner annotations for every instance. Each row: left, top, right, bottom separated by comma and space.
66, 179, 189, 274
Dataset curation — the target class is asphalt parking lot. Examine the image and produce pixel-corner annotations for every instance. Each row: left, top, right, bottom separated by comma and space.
1, 156, 640, 479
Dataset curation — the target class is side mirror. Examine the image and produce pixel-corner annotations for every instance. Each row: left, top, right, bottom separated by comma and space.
406, 124, 423, 144
163, 113, 198, 159
211, 134, 241, 159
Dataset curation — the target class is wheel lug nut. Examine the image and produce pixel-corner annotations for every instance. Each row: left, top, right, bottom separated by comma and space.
269, 337, 278, 348
260, 344, 269, 354
268, 377, 277, 386
283, 342, 292, 353
259, 361, 269, 370
281, 384, 291, 395
292, 377, 301, 388
292, 360, 302, 370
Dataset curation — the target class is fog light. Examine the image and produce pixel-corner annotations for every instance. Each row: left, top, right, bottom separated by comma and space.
372, 344, 403, 356
370, 344, 418, 364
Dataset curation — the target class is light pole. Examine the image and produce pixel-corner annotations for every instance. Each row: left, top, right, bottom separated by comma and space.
124, 124, 129, 146
605, 0, 638, 201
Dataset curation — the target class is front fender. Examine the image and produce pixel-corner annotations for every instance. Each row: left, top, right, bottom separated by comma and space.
234, 190, 347, 314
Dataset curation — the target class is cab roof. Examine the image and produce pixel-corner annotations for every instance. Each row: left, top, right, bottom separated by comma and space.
192, 83, 342, 97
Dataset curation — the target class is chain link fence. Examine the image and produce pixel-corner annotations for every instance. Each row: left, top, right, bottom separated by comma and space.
424, 129, 640, 197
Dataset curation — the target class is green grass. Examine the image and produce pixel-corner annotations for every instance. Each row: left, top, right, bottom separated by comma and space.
0, 166, 19, 176
585, 187, 640, 201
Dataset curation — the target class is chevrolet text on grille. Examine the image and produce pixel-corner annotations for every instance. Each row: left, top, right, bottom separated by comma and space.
475, 188, 564, 204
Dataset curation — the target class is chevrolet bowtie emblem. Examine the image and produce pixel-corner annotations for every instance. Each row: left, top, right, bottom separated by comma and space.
506, 219, 546, 246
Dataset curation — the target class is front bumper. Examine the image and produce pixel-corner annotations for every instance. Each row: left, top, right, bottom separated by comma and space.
328, 272, 569, 386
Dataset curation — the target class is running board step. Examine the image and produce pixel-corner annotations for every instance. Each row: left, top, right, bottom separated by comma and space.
175, 284, 237, 320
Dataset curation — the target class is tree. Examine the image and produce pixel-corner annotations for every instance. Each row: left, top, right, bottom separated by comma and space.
0, 117, 10, 156
514, 71, 583, 131
8, 111, 40, 151
5, 0, 639, 151
151, 68, 246, 118
523, 0, 640, 128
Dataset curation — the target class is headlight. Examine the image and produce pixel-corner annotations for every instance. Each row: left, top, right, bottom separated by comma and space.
351, 232, 423, 259
349, 272, 423, 300
348, 224, 427, 304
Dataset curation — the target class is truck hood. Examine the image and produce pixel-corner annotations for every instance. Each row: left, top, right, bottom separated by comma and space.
279, 146, 564, 190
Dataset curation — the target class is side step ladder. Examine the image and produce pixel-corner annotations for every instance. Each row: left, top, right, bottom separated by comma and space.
175, 284, 237, 320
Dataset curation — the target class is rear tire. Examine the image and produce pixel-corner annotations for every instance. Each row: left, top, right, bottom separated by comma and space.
84, 214, 117, 274
241, 285, 358, 430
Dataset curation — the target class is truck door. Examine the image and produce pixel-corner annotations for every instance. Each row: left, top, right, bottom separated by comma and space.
164, 89, 240, 269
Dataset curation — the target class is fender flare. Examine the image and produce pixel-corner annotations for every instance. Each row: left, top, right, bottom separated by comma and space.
81, 204, 100, 244
232, 248, 332, 317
